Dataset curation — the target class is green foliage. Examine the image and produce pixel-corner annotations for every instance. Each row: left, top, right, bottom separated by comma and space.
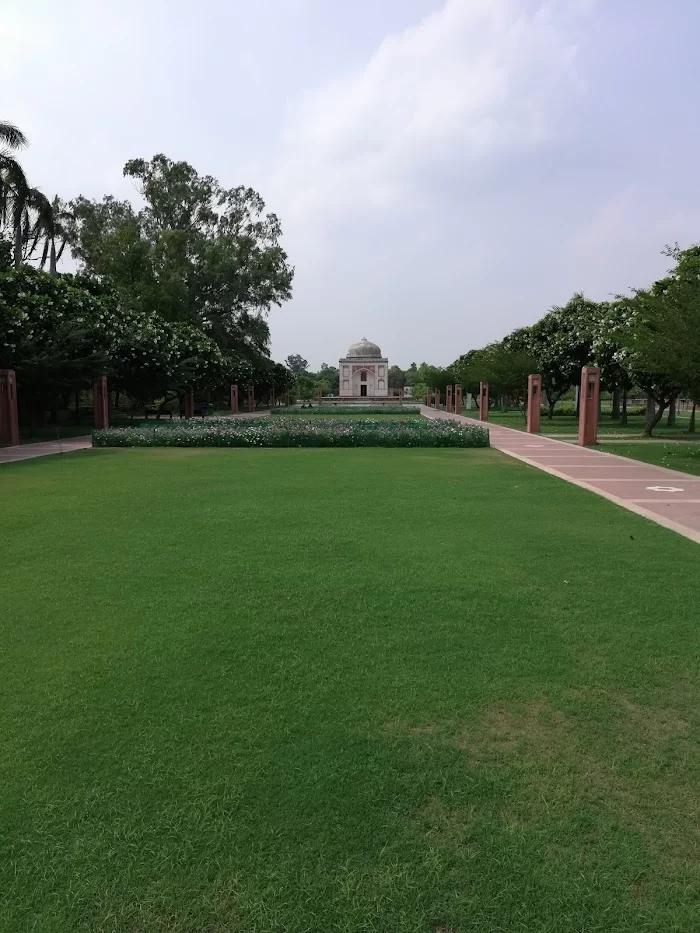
0, 267, 119, 418
274, 405, 421, 415
0, 267, 255, 417
93, 418, 489, 449
388, 365, 406, 389
66, 155, 294, 358
285, 353, 308, 374
455, 341, 537, 411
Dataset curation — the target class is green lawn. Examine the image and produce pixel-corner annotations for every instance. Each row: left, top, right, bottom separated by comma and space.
602, 442, 700, 476
1, 448, 699, 932
470, 409, 698, 437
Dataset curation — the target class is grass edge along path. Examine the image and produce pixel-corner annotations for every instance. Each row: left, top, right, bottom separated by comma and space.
602, 441, 700, 476
1, 448, 699, 932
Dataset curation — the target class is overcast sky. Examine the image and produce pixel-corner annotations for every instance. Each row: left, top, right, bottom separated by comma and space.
4, 0, 700, 368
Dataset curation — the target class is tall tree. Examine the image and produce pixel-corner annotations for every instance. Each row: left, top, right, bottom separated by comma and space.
0, 123, 37, 269
285, 354, 308, 374
619, 245, 700, 435
66, 154, 294, 359
388, 365, 406, 389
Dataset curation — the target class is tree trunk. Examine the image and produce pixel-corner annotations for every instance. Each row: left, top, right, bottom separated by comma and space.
689, 403, 696, 434
49, 240, 57, 277
620, 388, 628, 425
643, 405, 665, 437
643, 397, 672, 437
14, 222, 23, 268
646, 395, 655, 420
611, 387, 621, 420
574, 384, 580, 418
667, 397, 677, 426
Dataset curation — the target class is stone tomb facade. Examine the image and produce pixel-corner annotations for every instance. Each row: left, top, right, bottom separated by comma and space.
339, 339, 389, 398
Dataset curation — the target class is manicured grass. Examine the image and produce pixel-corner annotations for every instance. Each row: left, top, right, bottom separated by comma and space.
1, 449, 700, 932
473, 410, 697, 437
602, 441, 700, 476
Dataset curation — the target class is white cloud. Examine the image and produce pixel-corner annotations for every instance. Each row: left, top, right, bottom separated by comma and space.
271, 0, 586, 222
267, 0, 595, 364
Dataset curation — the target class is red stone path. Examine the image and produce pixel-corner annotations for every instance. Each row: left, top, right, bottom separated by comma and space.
0, 436, 93, 465
424, 407, 700, 544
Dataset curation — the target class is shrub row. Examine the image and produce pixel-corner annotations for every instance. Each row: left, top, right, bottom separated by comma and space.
274, 405, 422, 415
543, 404, 648, 417
93, 418, 490, 449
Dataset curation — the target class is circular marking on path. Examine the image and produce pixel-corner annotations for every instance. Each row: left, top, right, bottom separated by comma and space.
646, 485, 684, 493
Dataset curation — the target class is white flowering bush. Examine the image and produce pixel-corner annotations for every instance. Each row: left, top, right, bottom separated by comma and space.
93, 418, 490, 449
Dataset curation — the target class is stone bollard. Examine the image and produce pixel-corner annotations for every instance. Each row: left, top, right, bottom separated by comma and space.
230, 384, 239, 414
479, 382, 489, 421
0, 369, 20, 446
578, 366, 600, 446
455, 385, 463, 416
93, 375, 109, 429
527, 374, 542, 434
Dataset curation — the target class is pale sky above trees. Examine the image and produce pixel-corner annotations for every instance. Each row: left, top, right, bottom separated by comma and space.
4, 0, 700, 367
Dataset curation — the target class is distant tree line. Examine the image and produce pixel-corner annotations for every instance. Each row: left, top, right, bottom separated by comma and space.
452, 245, 700, 436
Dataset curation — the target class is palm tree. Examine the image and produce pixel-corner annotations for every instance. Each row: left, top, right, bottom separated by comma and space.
0, 121, 30, 267
0, 121, 28, 150
0, 122, 68, 274
28, 193, 71, 276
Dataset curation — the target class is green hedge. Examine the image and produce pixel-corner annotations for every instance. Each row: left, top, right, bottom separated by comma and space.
544, 404, 648, 418
274, 405, 422, 415
93, 418, 489, 449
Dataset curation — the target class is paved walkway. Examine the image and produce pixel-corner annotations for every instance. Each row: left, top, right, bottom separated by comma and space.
423, 407, 700, 544
0, 436, 93, 465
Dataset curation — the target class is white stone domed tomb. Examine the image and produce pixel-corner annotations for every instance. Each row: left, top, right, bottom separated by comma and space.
339, 339, 389, 398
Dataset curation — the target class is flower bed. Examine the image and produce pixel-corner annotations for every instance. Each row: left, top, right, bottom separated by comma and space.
94, 418, 489, 449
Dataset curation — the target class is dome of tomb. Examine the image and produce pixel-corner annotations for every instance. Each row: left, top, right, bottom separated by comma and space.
346, 338, 382, 358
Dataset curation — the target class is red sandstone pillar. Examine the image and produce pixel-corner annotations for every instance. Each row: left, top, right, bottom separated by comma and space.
527, 374, 542, 434
184, 390, 194, 419
479, 382, 489, 421
93, 375, 109, 430
0, 369, 20, 446
316, 390, 322, 407
446, 385, 453, 413
247, 387, 255, 412
455, 385, 463, 416
434, 389, 440, 410
270, 389, 275, 409
230, 384, 239, 413
578, 366, 600, 446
